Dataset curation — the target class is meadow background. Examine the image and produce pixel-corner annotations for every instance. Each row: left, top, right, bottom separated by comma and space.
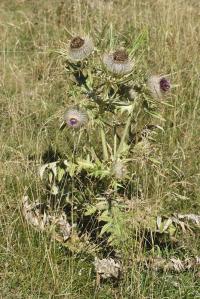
0, 0, 200, 298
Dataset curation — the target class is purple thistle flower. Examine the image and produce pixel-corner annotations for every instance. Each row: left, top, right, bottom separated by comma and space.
148, 75, 171, 98
64, 108, 88, 129
159, 77, 170, 92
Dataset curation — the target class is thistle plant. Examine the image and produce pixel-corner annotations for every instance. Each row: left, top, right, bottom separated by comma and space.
27, 31, 174, 266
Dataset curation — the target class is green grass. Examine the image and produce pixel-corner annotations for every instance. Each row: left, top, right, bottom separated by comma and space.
0, 0, 200, 298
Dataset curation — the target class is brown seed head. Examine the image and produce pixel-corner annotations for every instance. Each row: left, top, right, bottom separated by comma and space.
70, 36, 85, 49
113, 50, 129, 63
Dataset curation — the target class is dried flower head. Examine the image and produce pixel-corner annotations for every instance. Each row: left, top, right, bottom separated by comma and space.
148, 75, 171, 98
134, 138, 152, 157
112, 160, 127, 179
103, 49, 133, 75
64, 107, 88, 129
128, 88, 138, 100
68, 36, 94, 62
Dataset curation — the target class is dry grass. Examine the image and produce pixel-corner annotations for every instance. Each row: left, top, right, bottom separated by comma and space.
0, 0, 200, 298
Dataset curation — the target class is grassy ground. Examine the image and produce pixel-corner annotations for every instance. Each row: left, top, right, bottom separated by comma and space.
0, 0, 200, 298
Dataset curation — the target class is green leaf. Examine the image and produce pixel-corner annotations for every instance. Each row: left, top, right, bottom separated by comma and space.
77, 159, 94, 170
100, 223, 112, 236
57, 167, 65, 182
86, 69, 93, 89
92, 169, 110, 179
59, 121, 66, 131
48, 172, 53, 184
144, 109, 166, 121
149, 157, 161, 164
107, 234, 115, 245
98, 210, 111, 222
100, 128, 109, 161
162, 218, 173, 233
129, 30, 148, 56
84, 205, 97, 216
51, 185, 59, 195
115, 103, 136, 115
68, 163, 77, 177
96, 200, 107, 210
168, 224, 176, 236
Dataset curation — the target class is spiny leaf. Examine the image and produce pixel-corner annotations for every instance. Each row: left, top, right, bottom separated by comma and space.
98, 210, 111, 222
100, 128, 109, 160
57, 167, 66, 182
84, 205, 97, 216
100, 223, 112, 236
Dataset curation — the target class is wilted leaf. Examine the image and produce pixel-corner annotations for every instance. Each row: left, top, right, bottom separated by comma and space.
48, 162, 57, 177
39, 164, 49, 180
156, 216, 162, 230
39, 162, 58, 180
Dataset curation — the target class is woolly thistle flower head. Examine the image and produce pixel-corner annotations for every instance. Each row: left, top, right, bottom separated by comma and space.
64, 107, 88, 129
148, 75, 171, 98
111, 160, 127, 179
67, 36, 94, 62
103, 49, 133, 75
128, 88, 138, 100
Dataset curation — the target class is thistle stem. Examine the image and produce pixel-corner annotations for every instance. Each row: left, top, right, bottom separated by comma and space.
116, 116, 132, 157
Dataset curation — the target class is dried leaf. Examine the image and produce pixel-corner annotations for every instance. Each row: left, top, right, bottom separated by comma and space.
156, 216, 162, 230
94, 257, 121, 279
56, 213, 71, 241
177, 214, 200, 225
39, 164, 49, 180
170, 258, 184, 272
22, 196, 50, 231
140, 256, 200, 272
